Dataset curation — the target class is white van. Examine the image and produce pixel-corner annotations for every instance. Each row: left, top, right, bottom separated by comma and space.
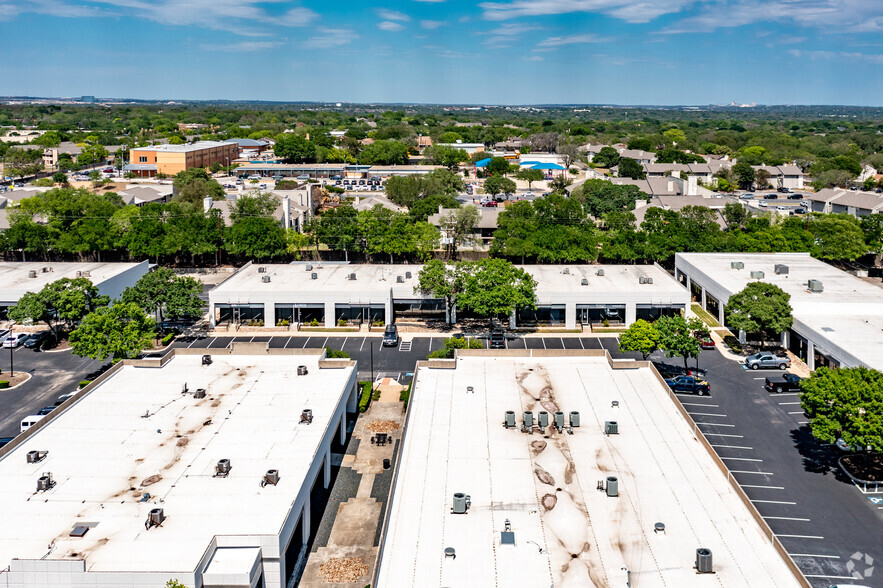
20, 415, 44, 433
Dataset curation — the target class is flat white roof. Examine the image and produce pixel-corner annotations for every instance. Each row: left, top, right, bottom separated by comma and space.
211, 263, 688, 306
377, 355, 800, 587
0, 262, 144, 304
676, 252, 883, 368
132, 141, 234, 153
0, 353, 353, 573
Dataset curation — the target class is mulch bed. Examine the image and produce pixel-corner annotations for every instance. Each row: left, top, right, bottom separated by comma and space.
1, 372, 31, 388
841, 453, 883, 482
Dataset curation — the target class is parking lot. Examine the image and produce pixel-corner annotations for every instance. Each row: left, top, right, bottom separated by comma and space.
2, 331, 878, 585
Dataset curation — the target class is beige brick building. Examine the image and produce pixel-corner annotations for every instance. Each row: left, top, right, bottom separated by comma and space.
126, 141, 239, 177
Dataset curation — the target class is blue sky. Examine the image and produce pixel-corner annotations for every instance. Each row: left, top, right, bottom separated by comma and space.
2, 0, 883, 105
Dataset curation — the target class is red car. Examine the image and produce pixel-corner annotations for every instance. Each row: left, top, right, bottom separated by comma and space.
699, 339, 716, 350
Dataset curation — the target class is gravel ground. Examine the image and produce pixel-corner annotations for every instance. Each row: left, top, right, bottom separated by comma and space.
310, 463, 361, 553
371, 439, 400, 546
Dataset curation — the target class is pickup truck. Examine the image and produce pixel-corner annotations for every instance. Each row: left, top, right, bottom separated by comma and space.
664, 375, 711, 396
764, 373, 803, 393
745, 352, 791, 370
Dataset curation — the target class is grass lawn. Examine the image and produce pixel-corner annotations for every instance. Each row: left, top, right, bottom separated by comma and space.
691, 303, 721, 328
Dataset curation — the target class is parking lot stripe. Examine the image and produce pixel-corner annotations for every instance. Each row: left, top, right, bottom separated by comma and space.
702, 433, 743, 437
304, 337, 312, 347
284, 336, 291, 349
778, 402, 802, 405
741, 485, 784, 489
752, 377, 766, 380
789, 554, 839, 559
321, 337, 328, 348
731, 470, 774, 475
689, 412, 727, 417
711, 444, 753, 450
578, 338, 585, 349
777, 534, 823, 539
681, 402, 719, 407
751, 500, 796, 505
721, 457, 763, 462
542, 338, 546, 349
776, 392, 800, 396
787, 411, 805, 415
695, 422, 735, 427
765, 516, 809, 521
339, 338, 347, 350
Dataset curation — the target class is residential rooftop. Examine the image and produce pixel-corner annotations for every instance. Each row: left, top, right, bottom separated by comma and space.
377, 354, 801, 587
131, 141, 233, 153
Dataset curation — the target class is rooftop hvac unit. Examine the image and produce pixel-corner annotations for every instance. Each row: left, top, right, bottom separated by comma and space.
261, 469, 280, 487
808, 279, 824, 292
638, 276, 647, 284
696, 548, 713, 573
538, 411, 549, 429
750, 271, 765, 279
563, 268, 570, 274
214, 459, 231, 478
730, 261, 744, 270
405, 271, 412, 279
262, 275, 271, 283
554, 411, 565, 431
646, 277, 654, 284
300, 409, 313, 424
42, 266, 51, 273
452, 492, 471, 514
605, 421, 618, 435
581, 279, 589, 286
194, 388, 206, 399
75, 271, 82, 277
503, 411, 516, 429
297, 365, 308, 376
82, 271, 90, 278
202, 355, 212, 366
606, 476, 619, 497
145, 508, 165, 530
305, 264, 312, 271
257, 266, 266, 273
28, 270, 37, 278
396, 275, 404, 283
569, 411, 581, 428
596, 269, 605, 276
522, 411, 534, 432
36, 472, 55, 492
26, 450, 47, 464
774, 264, 789, 275
311, 273, 318, 280
348, 273, 357, 281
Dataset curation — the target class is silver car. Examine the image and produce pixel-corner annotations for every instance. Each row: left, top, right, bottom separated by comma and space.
745, 352, 791, 370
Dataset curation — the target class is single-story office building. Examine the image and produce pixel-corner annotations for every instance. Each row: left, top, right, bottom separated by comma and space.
208, 263, 690, 330
675, 252, 883, 370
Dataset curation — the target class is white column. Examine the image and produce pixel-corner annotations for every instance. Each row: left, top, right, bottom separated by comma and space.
509, 310, 516, 330
323, 447, 331, 489
209, 303, 216, 328
806, 341, 815, 370
301, 496, 311, 543
324, 301, 336, 328
564, 303, 576, 330
718, 302, 725, 326
339, 414, 347, 445
738, 329, 746, 344
781, 331, 789, 348
625, 303, 636, 326
685, 274, 692, 294
700, 287, 707, 309
385, 299, 393, 326
264, 302, 274, 326
347, 383, 358, 413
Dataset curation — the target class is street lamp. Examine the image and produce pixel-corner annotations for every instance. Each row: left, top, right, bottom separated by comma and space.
8, 321, 15, 377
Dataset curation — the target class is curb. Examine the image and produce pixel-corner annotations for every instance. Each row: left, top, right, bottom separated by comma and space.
838, 455, 883, 491
0, 372, 33, 390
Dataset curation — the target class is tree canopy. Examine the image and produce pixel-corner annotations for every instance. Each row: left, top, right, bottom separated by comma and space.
724, 282, 793, 344
69, 302, 157, 362
458, 258, 537, 319
800, 367, 883, 452
618, 319, 660, 360
121, 268, 205, 327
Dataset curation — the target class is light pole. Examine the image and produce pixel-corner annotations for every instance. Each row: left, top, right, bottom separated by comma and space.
369, 340, 374, 390
8, 321, 15, 377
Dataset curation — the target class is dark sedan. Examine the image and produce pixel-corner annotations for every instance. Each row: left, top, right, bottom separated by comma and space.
664, 375, 711, 396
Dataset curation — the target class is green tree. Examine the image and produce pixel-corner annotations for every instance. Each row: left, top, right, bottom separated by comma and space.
733, 162, 756, 190
7, 291, 57, 338
357, 140, 409, 165
618, 319, 660, 360
385, 176, 423, 208
592, 146, 620, 168
724, 282, 793, 346
440, 205, 480, 251
69, 302, 157, 362
414, 260, 466, 323
663, 128, 686, 146
571, 179, 649, 218
485, 157, 512, 176
484, 175, 516, 197
77, 144, 109, 167
808, 214, 867, 261
722, 201, 750, 230
52, 171, 67, 184
618, 157, 645, 180
458, 258, 537, 320
408, 194, 460, 221
516, 168, 544, 189
425, 145, 467, 169
427, 336, 485, 358
656, 315, 701, 371
173, 168, 225, 205
861, 214, 883, 267
165, 581, 189, 588
800, 367, 883, 452
274, 133, 317, 163
121, 268, 205, 328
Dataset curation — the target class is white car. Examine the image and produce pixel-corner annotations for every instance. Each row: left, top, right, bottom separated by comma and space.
2, 333, 28, 348
758, 201, 768, 208
776, 206, 788, 211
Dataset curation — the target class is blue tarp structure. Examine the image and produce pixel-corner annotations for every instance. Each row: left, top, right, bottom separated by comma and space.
517, 161, 541, 166
474, 158, 492, 168
531, 163, 565, 170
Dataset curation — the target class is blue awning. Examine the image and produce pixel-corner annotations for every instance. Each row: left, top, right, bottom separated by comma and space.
532, 163, 565, 170
517, 161, 541, 166
474, 158, 492, 168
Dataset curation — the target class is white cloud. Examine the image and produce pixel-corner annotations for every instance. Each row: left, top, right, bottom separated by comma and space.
303, 28, 355, 49
420, 19, 447, 29
525, 55, 544, 61
201, 40, 283, 52
378, 21, 405, 31
483, 22, 541, 46
536, 33, 610, 47
480, 0, 694, 24
377, 8, 410, 21
789, 48, 883, 63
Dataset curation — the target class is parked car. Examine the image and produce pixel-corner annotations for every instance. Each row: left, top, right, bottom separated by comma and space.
758, 201, 768, 208
37, 406, 56, 416
482, 200, 498, 207
654, 363, 707, 379
330, 175, 342, 180
776, 205, 788, 211
0, 329, 10, 341
523, 191, 535, 198
271, 175, 283, 180
382, 324, 398, 347
20, 415, 44, 433
788, 193, 803, 200
2, 333, 28, 348
777, 187, 790, 193
664, 375, 710, 396
793, 208, 806, 215
55, 390, 78, 405
764, 194, 778, 200
296, 174, 310, 180
739, 193, 754, 200
764, 373, 803, 393
0, 437, 14, 448
489, 329, 506, 349
745, 352, 791, 370
699, 338, 716, 350
23, 331, 52, 349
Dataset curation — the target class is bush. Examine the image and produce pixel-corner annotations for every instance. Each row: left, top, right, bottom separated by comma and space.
0, 381, 9, 389
275, 180, 298, 190
400, 383, 411, 408
325, 347, 350, 358
338, 318, 348, 327
357, 381, 372, 412
161, 333, 175, 346
32, 177, 55, 187
79, 380, 91, 388
246, 319, 264, 327
723, 335, 743, 353
309, 319, 320, 327
428, 336, 484, 359
276, 319, 290, 327
371, 320, 384, 327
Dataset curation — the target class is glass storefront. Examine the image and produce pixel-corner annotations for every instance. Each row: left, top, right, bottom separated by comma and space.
215, 304, 264, 324
275, 304, 325, 325
517, 305, 566, 325
393, 299, 446, 321
335, 304, 385, 324
577, 304, 626, 325
635, 304, 685, 322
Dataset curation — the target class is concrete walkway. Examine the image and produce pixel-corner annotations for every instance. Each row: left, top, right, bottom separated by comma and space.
298, 380, 405, 588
